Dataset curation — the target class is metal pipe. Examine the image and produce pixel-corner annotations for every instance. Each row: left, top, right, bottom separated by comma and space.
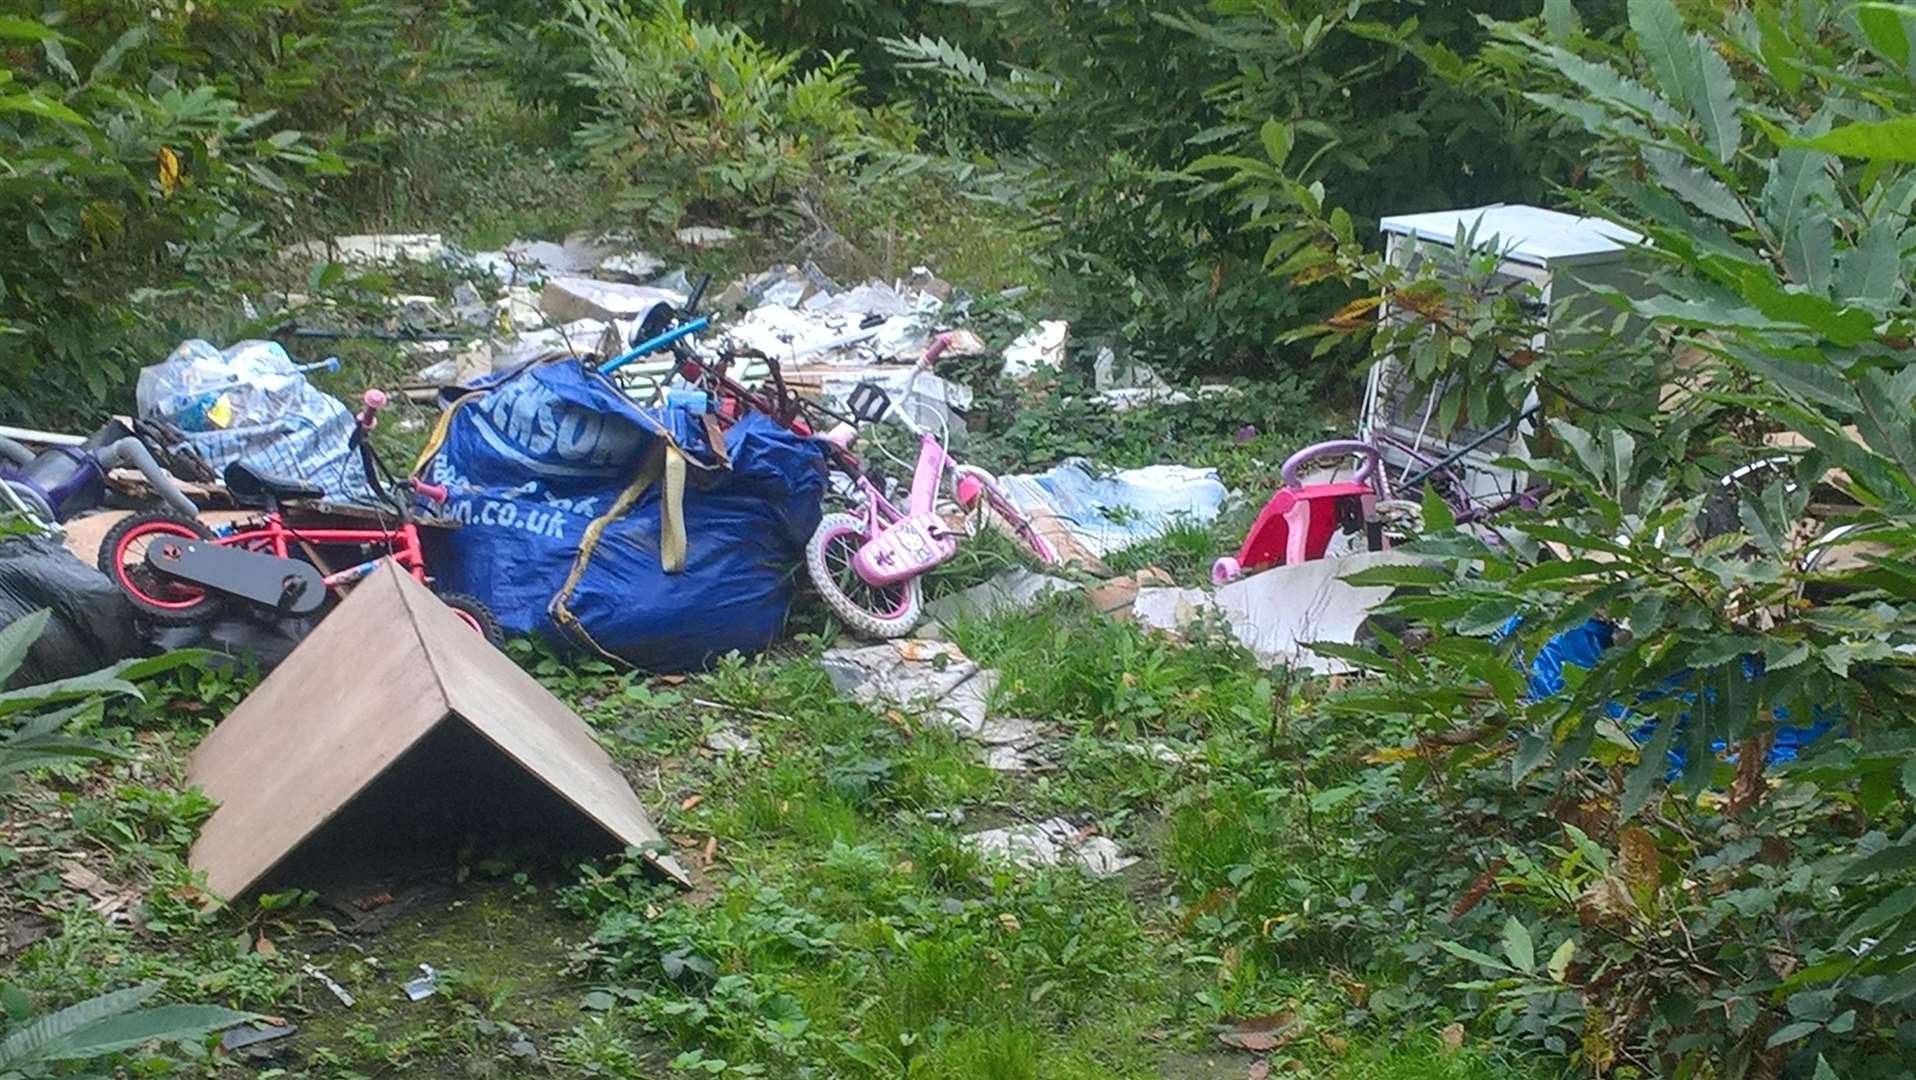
0, 435, 35, 467
94, 438, 200, 518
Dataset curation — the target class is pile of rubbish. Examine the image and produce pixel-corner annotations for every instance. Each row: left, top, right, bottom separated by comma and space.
0, 209, 1285, 904
2, 220, 1251, 690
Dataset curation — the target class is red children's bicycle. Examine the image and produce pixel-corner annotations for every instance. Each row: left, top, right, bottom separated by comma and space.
98, 390, 504, 645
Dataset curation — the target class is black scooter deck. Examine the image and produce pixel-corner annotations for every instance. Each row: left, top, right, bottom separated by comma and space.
146, 540, 328, 615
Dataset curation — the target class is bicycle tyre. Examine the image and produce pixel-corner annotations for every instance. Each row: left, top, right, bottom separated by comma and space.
805, 512, 922, 638
438, 591, 506, 649
96, 511, 222, 625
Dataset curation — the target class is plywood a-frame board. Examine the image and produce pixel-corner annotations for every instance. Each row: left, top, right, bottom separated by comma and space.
186, 560, 687, 898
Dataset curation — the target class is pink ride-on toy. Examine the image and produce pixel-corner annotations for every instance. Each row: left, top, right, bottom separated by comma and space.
1212, 440, 1383, 585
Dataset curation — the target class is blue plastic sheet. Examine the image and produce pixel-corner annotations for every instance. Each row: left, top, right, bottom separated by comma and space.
420, 357, 825, 671
1510, 616, 1834, 774
995, 458, 1227, 558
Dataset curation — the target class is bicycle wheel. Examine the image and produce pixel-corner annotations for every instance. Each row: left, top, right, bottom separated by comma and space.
438, 591, 506, 649
805, 512, 922, 638
97, 511, 221, 625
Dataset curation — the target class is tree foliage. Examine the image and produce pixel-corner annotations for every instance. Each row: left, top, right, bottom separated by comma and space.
1213, 0, 1916, 1072
0, 1, 474, 423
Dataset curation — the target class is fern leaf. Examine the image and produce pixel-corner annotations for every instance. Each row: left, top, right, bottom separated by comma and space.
0, 985, 155, 1068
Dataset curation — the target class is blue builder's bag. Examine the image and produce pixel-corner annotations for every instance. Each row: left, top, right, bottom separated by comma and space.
415, 356, 825, 671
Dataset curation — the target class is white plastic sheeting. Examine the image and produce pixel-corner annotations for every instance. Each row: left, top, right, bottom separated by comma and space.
995, 459, 1227, 559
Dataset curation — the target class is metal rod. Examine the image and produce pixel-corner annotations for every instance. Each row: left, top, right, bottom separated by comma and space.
1401, 401, 1545, 489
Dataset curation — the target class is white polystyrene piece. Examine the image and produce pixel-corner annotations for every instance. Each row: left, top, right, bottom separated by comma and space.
1378, 203, 1643, 265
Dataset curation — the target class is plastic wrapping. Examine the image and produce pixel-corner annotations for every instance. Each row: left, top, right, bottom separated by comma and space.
138, 340, 312, 432
136, 340, 374, 505
0, 534, 140, 687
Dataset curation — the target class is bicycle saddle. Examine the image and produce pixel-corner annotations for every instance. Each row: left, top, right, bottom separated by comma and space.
224, 460, 325, 506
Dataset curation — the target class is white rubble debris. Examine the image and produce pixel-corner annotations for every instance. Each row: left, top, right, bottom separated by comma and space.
410, 340, 496, 388
489, 318, 610, 372
808, 281, 914, 319
1002, 320, 1069, 380
595, 250, 666, 282
702, 726, 759, 756
1132, 587, 1217, 635
676, 225, 737, 248
818, 640, 1069, 774
925, 568, 1079, 627
820, 640, 998, 739
975, 717, 1051, 773
909, 266, 953, 302
1097, 383, 1242, 412
965, 818, 1137, 877
495, 286, 544, 332
539, 277, 685, 325
811, 368, 971, 433
462, 232, 649, 286
1122, 739, 1202, 767
1092, 347, 1162, 392
287, 233, 447, 265
388, 294, 450, 328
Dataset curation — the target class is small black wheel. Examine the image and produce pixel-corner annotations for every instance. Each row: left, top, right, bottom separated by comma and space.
96, 511, 223, 625
438, 592, 505, 649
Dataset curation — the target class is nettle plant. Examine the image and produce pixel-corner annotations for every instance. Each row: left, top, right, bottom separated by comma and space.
1226, 0, 1916, 1074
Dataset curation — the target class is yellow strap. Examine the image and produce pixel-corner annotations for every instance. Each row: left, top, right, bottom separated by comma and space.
413, 352, 580, 476
547, 437, 693, 662
549, 443, 667, 664
410, 392, 478, 476
660, 445, 687, 574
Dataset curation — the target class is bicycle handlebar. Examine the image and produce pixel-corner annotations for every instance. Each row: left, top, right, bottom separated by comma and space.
412, 480, 448, 505
684, 272, 712, 317
1281, 440, 1380, 489
357, 388, 389, 431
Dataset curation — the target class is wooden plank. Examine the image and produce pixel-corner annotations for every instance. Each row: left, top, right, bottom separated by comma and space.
186, 562, 447, 898
397, 567, 687, 885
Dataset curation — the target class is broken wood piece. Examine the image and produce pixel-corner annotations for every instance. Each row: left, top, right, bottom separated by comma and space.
184, 561, 689, 898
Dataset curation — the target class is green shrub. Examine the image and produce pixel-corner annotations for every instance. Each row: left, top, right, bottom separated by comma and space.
0, 1, 472, 424
560, 0, 917, 235
1206, 0, 1916, 1073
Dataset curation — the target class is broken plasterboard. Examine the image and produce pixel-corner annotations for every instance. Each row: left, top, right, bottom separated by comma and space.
1214, 549, 1418, 673
1133, 550, 1419, 674
819, 639, 998, 738
965, 817, 1136, 877
185, 560, 687, 897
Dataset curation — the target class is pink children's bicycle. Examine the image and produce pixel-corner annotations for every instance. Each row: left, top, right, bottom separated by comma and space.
806, 334, 1058, 637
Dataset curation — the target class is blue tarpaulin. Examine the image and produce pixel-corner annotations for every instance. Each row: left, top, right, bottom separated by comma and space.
1509, 617, 1835, 773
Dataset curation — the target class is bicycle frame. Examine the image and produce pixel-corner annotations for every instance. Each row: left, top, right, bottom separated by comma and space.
1371, 427, 1544, 525
843, 432, 960, 587
214, 514, 430, 592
